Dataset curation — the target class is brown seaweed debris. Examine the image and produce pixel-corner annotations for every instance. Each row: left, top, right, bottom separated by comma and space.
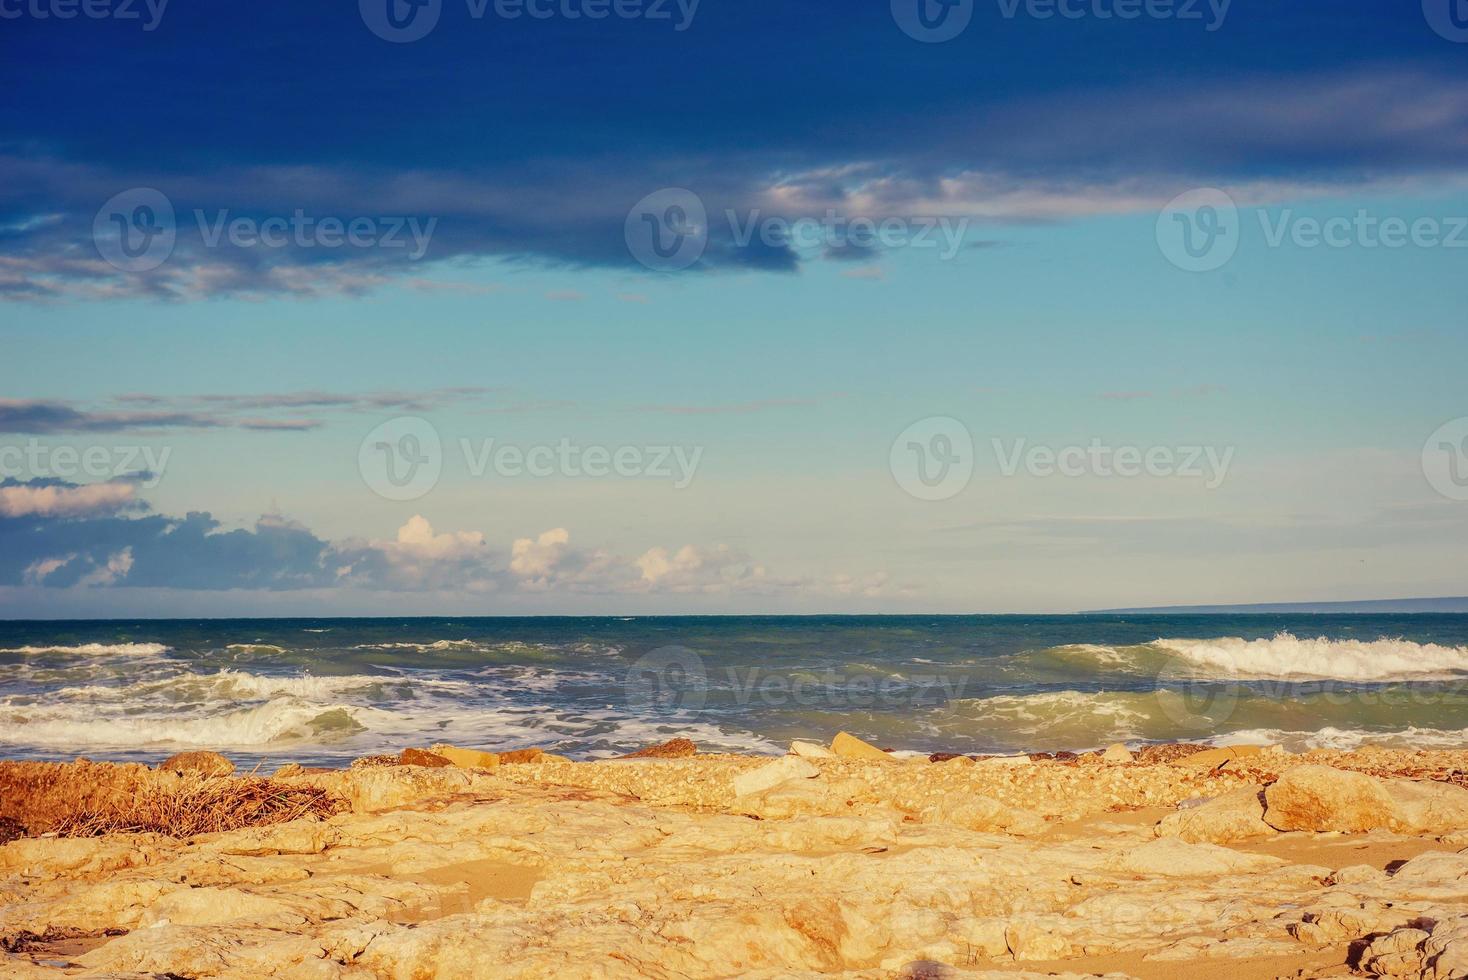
622, 738, 697, 759
50, 773, 346, 839
1, 927, 127, 954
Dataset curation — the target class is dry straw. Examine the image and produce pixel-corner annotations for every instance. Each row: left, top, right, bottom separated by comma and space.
52, 771, 345, 838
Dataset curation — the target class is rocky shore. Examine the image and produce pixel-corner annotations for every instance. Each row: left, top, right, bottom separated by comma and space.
3, 736, 1468, 978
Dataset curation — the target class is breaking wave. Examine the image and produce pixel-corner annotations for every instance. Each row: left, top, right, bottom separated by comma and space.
1151, 632, 1468, 681
0, 643, 170, 657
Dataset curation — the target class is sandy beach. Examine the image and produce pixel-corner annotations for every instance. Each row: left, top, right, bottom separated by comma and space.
2, 736, 1467, 979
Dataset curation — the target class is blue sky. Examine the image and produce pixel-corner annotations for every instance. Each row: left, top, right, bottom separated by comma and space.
2, 0, 1467, 615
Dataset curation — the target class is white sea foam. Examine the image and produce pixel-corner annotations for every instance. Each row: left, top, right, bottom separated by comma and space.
1152, 632, 1468, 680
354, 639, 479, 651
0, 643, 170, 657
1223, 726, 1468, 752
0, 699, 372, 748
44, 669, 476, 704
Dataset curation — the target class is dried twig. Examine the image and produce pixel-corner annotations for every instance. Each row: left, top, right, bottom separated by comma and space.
50, 774, 346, 839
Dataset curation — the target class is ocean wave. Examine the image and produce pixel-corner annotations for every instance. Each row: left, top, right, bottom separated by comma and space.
44, 668, 477, 704
354, 639, 480, 651
0, 699, 373, 748
1152, 632, 1468, 680
1224, 726, 1468, 752
0, 642, 170, 657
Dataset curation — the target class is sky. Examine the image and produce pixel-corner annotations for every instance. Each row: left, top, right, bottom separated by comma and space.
2, 0, 1467, 616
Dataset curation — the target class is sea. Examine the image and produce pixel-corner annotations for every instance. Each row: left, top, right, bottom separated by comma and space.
2, 615, 1467, 768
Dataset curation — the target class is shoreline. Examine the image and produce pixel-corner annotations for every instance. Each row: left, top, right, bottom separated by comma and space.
3, 735, 1468, 977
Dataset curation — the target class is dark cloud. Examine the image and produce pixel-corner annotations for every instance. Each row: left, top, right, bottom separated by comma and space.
0, 388, 496, 434
1, 64, 1464, 300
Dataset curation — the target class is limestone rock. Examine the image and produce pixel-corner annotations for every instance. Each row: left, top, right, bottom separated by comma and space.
1424, 916, 1468, 979
498, 748, 546, 764
1101, 743, 1133, 764
789, 740, 836, 760
1387, 778, 1468, 834
0, 833, 176, 876
1360, 926, 1431, 976
1263, 764, 1399, 832
1156, 787, 1275, 844
428, 745, 501, 769
1005, 920, 1071, 960
1107, 836, 1284, 876
831, 731, 893, 762
737, 776, 865, 819
1175, 744, 1267, 769
921, 796, 1046, 837
732, 755, 818, 797
399, 747, 451, 768
158, 750, 235, 777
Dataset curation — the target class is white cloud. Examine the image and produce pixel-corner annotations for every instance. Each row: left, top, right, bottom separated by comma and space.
0, 481, 137, 518
391, 514, 486, 561
78, 548, 133, 587
510, 527, 571, 581
23, 555, 73, 585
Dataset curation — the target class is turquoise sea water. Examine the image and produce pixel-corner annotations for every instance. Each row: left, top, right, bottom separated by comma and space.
2, 615, 1467, 767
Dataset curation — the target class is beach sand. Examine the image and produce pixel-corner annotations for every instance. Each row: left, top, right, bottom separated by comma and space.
2, 740, 1467, 978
